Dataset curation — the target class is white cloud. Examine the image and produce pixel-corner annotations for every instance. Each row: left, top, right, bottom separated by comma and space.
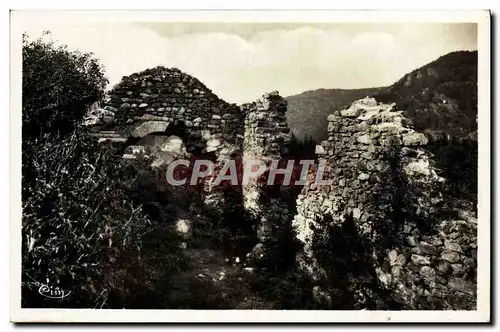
22, 18, 477, 104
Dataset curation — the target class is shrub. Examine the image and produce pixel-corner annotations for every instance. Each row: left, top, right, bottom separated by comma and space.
22, 31, 108, 138
429, 140, 478, 208
21, 130, 159, 308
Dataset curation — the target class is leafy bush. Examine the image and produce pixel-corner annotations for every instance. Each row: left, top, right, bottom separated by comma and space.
248, 266, 316, 309
22, 32, 108, 138
21, 131, 159, 307
428, 139, 478, 209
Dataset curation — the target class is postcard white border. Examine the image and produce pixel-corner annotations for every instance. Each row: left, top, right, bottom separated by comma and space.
9, 9, 491, 323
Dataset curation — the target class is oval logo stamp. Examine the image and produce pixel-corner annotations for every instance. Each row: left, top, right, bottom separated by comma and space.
38, 284, 71, 299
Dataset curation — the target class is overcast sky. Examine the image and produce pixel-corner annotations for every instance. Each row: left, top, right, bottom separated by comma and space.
22, 18, 477, 104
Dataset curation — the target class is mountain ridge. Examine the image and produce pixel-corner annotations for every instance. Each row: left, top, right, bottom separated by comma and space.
285, 87, 383, 141
285, 50, 477, 142
374, 50, 477, 140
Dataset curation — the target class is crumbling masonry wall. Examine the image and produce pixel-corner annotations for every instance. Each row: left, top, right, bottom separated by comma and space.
293, 98, 477, 310
87, 67, 248, 245
88, 68, 293, 261
88, 67, 477, 310
241, 92, 292, 262
241, 92, 290, 219
89, 66, 244, 155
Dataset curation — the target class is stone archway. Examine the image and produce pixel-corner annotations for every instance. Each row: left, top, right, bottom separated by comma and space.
131, 120, 170, 139
123, 120, 192, 168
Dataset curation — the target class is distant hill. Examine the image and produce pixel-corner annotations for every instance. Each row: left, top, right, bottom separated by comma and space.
285, 87, 383, 141
374, 50, 478, 140
286, 50, 478, 143
375, 51, 478, 205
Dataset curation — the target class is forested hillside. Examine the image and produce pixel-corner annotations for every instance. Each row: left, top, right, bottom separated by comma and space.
286, 51, 478, 142
285, 87, 383, 141
375, 50, 478, 140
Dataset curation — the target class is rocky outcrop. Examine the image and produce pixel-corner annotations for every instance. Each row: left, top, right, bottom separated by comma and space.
293, 97, 477, 310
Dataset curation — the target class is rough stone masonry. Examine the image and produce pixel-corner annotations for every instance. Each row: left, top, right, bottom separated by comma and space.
88, 66, 244, 156
292, 97, 477, 310
241, 92, 292, 262
87, 66, 248, 217
241, 92, 290, 219
88, 67, 294, 259
88, 67, 477, 310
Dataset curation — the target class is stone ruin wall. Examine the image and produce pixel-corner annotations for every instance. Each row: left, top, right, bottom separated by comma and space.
90, 66, 244, 156
88, 67, 294, 260
87, 67, 248, 234
240, 92, 292, 261
88, 67, 477, 309
241, 92, 290, 218
293, 97, 477, 310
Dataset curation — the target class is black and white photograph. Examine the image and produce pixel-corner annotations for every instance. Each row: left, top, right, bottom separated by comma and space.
9, 9, 491, 323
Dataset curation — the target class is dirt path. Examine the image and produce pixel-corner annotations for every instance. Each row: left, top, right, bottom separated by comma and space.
179, 248, 276, 309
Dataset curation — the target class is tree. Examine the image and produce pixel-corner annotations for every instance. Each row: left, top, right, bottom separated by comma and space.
22, 31, 108, 138
287, 133, 317, 160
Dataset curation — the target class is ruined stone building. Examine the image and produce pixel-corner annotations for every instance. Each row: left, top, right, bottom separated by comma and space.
88, 66, 477, 310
